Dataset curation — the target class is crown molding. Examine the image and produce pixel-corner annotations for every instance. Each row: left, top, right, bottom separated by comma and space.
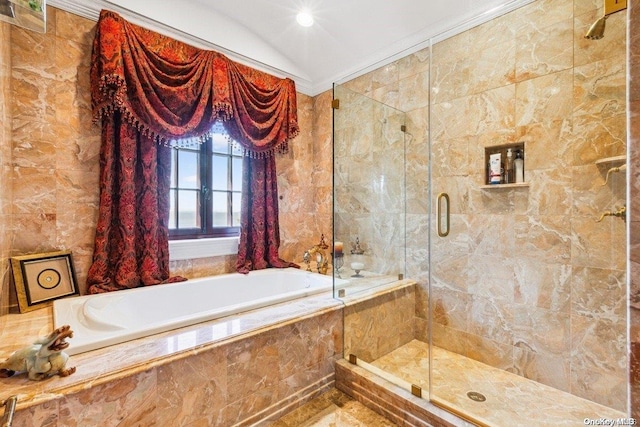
47, 0, 314, 95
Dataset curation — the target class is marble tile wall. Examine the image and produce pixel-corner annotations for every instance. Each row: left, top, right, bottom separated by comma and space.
629, 0, 640, 420
343, 285, 416, 362
7, 6, 99, 300
0, 21, 12, 317
337, 0, 629, 411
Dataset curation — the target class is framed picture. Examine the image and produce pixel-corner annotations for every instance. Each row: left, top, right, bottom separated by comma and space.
11, 250, 79, 313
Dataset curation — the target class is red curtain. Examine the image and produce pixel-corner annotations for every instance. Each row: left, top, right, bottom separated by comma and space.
88, 10, 299, 293
236, 156, 296, 273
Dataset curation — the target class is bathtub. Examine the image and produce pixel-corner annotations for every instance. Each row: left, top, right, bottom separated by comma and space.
53, 268, 333, 355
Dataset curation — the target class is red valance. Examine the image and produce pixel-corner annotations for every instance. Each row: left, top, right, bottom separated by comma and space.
90, 10, 299, 157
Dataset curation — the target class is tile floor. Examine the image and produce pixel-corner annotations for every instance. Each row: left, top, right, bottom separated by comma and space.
273, 340, 629, 426
371, 340, 627, 426
268, 388, 398, 427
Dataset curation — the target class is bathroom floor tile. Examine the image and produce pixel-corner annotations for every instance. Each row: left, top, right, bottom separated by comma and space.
269, 388, 398, 427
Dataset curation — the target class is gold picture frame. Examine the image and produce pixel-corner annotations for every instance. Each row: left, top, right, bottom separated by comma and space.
11, 250, 79, 313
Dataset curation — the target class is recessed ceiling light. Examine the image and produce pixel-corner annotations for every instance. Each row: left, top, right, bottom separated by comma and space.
296, 10, 314, 27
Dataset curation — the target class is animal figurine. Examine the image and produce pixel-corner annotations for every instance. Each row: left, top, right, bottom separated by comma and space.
0, 325, 76, 381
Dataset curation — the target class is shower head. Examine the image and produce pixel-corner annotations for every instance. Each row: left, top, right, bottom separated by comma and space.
584, 0, 627, 40
585, 16, 607, 40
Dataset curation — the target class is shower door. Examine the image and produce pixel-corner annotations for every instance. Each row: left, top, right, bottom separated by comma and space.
428, 1, 629, 424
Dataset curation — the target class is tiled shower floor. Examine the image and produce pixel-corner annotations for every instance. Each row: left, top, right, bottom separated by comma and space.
370, 340, 627, 426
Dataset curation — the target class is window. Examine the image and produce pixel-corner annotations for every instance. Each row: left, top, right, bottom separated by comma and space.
169, 124, 243, 239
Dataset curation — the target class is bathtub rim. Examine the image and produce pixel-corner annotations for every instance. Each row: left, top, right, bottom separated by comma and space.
54, 267, 334, 355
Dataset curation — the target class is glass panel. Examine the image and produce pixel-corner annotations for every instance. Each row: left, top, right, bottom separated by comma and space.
211, 132, 229, 154
211, 155, 228, 191
232, 192, 241, 226
332, 82, 411, 414
232, 157, 243, 191
170, 149, 177, 187
178, 150, 199, 189
212, 191, 228, 226
168, 190, 176, 229
231, 143, 243, 156
332, 83, 406, 301
178, 190, 199, 228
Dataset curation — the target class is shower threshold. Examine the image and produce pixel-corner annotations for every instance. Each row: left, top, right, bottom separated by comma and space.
353, 340, 626, 426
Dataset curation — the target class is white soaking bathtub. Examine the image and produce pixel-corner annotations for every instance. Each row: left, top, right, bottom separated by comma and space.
53, 268, 332, 355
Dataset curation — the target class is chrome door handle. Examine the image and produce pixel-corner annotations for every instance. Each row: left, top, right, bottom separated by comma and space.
436, 192, 450, 237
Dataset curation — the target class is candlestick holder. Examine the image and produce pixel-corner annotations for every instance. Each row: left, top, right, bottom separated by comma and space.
333, 253, 344, 278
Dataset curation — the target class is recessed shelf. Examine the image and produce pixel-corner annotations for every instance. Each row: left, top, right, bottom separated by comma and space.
484, 142, 525, 186
480, 183, 530, 190
595, 155, 626, 166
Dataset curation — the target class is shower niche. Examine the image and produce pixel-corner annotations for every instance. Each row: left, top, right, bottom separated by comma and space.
481, 141, 527, 188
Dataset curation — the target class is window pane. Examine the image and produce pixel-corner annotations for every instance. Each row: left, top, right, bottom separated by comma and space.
232, 192, 241, 226
178, 190, 199, 228
171, 149, 177, 187
178, 151, 199, 189
169, 190, 176, 229
211, 155, 228, 191
212, 191, 228, 226
211, 133, 229, 154
232, 143, 243, 156
232, 157, 243, 191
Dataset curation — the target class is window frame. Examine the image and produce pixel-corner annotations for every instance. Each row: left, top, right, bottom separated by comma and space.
169, 133, 242, 240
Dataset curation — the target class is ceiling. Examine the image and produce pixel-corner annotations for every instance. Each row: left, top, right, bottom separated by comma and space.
52, 0, 533, 95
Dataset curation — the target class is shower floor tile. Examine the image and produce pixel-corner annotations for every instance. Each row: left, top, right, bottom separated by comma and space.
370, 340, 627, 426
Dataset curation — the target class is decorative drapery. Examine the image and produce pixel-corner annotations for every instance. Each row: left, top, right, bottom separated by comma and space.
87, 10, 299, 293
236, 156, 295, 274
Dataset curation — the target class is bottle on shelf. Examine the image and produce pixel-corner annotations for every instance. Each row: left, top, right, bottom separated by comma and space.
505, 148, 514, 184
514, 149, 524, 183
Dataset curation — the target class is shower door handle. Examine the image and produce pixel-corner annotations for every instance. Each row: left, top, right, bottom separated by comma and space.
436, 192, 450, 237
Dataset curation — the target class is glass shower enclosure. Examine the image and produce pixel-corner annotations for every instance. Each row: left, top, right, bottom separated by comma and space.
332, 3, 628, 423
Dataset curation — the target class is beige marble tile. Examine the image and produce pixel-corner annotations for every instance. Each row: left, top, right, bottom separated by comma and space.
269, 388, 397, 427
514, 259, 571, 312
515, 17, 573, 82
368, 340, 625, 426
572, 112, 627, 166
397, 46, 429, 81
343, 284, 415, 363
511, 0, 574, 34
571, 314, 627, 410
398, 69, 429, 112
574, 55, 626, 119
515, 68, 573, 126
467, 38, 516, 94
